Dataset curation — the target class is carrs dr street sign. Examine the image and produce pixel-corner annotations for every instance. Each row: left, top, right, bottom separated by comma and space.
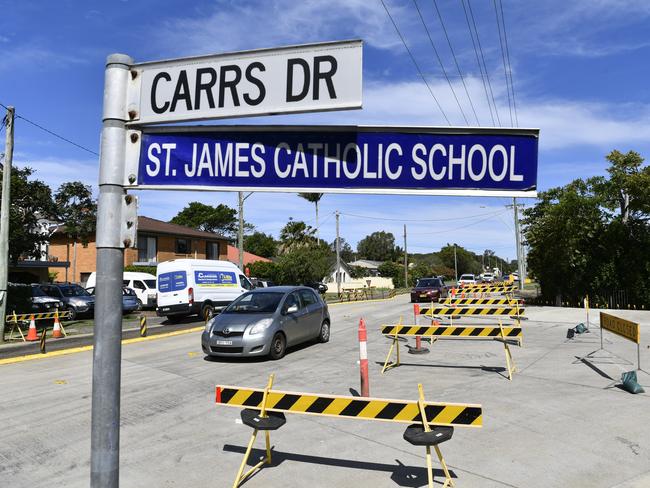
127, 40, 362, 125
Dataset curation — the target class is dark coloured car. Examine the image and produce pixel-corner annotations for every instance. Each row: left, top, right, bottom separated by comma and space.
202, 286, 330, 359
39, 283, 95, 320
410, 277, 448, 303
86, 286, 141, 314
5, 283, 64, 316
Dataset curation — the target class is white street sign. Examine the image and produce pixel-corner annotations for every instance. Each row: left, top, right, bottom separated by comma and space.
127, 40, 362, 125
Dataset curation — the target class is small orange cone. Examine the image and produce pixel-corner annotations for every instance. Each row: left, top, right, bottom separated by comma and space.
52, 311, 63, 338
26, 315, 39, 341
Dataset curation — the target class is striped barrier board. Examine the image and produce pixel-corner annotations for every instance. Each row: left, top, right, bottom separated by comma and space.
420, 306, 523, 316
442, 298, 522, 306
215, 385, 482, 427
457, 286, 514, 293
6, 311, 72, 322
381, 324, 522, 339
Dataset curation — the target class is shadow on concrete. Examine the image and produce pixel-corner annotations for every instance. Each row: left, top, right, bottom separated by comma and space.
374, 360, 506, 378
222, 444, 456, 487
573, 356, 614, 380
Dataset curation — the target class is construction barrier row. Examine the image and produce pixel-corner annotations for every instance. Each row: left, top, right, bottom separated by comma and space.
420, 306, 524, 317
4, 310, 71, 342
337, 288, 397, 302
216, 375, 482, 488
442, 297, 522, 306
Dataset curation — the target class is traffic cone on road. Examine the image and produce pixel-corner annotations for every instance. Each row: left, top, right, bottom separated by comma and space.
52, 310, 63, 338
26, 315, 39, 341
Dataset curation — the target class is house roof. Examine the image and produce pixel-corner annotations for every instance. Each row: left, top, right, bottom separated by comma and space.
348, 259, 383, 269
137, 216, 228, 240
226, 245, 272, 266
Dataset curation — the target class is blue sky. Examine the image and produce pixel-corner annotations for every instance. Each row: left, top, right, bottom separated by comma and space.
3, 0, 650, 260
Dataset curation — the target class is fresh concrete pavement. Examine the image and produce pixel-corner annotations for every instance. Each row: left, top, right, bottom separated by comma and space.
1, 295, 649, 488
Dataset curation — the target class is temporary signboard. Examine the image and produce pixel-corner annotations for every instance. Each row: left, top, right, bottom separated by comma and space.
194, 270, 237, 287
600, 312, 640, 344
124, 125, 539, 196
127, 40, 362, 125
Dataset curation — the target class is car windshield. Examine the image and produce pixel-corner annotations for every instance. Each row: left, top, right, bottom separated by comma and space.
144, 280, 156, 288
460, 275, 474, 280
416, 279, 441, 288
31, 286, 49, 297
60, 285, 90, 297
223, 292, 285, 313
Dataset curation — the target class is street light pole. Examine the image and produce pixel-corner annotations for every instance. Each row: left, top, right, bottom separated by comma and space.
237, 192, 253, 271
453, 244, 458, 283
335, 210, 341, 296
513, 198, 525, 291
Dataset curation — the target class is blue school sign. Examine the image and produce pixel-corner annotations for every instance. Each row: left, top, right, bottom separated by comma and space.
126, 126, 539, 196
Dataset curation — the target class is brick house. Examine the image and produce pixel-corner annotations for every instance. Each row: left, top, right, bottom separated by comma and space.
48, 216, 229, 284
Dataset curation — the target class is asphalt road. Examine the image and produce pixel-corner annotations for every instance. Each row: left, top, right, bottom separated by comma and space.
1, 296, 649, 487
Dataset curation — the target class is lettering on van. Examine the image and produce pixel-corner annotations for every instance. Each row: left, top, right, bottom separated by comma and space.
158, 271, 187, 292
194, 271, 238, 287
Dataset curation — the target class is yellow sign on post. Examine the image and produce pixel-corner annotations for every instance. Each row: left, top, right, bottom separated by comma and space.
600, 312, 640, 344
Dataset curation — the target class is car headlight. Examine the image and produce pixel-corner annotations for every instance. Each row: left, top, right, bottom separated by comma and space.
204, 318, 215, 333
248, 318, 274, 335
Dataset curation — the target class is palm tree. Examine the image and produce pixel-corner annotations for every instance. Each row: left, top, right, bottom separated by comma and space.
298, 193, 323, 243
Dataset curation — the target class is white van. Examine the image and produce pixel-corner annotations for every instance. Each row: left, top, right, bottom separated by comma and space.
85, 271, 158, 308
156, 259, 253, 322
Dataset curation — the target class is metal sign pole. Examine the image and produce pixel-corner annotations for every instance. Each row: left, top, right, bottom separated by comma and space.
91, 53, 132, 488
0, 106, 15, 343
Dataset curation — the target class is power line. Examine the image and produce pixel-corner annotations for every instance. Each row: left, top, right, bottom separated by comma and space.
339, 208, 506, 223
430, 0, 480, 126
0, 101, 99, 156
493, 0, 513, 126
499, 0, 519, 127
413, 0, 469, 125
461, 0, 501, 126
379, 0, 451, 125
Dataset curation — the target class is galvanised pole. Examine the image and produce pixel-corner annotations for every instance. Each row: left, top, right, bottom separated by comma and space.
90, 53, 132, 488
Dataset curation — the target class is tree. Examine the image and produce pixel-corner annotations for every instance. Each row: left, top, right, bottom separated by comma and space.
438, 244, 481, 276
377, 261, 404, 288
55, 181, 97, 282
276, 246, 331, 285
171, 202, 252, 238
1, 167, 55, 263
246, 261, 281, 283
244, 232, 277, 258
298, 193, 323, 241
357, 231, 397, 261
278, 220, 316, 254
329, 237, 355, 263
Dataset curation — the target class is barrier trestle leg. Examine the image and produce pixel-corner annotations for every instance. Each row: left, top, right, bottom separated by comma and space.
232, 374, 276, 488
417, 384, 454, 488
499, 320, 517, 381
382, 317, 403, 374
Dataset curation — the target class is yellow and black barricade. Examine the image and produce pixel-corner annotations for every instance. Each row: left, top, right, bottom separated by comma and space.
442, 297, 522, 306
420, 306, 524, 318
216, 374, 482, 488
4, 309, 72, 342
381, 321, 520, 380
458, 286, 515, 294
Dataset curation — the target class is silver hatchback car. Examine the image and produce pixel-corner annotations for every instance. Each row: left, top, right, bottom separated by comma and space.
201, 286, 330, 359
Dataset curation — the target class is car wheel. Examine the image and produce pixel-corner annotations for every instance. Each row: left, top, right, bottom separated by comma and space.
269, 333, 286, 360
318, 321, 330, 343
202, 304, 215, 322
136, 299, 143, 311
65, 306, 77, 321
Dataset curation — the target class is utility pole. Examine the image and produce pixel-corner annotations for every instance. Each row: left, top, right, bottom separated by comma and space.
335, 210, 341, 296
513, 198, 525, 291
453, 244, 458, 283
0, 106, 15, 344
403, 224, 408, 288
237, 192, 253, 271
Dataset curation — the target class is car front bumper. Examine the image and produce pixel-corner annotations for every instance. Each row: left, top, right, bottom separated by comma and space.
201, 330, 273, 357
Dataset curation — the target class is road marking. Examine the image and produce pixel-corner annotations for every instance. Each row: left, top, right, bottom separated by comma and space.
0, 326, 205, 366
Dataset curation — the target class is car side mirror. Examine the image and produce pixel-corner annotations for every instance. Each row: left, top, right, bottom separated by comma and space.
285, 304, 298, 314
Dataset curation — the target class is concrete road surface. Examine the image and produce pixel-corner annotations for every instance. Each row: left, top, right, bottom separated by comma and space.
1, 295, 649, 487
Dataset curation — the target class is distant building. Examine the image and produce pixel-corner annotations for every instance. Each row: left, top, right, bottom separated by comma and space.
324, 261, 354, 287
48, 216, 229, 284
226, 245, 272, 267
348, 259, 383, 277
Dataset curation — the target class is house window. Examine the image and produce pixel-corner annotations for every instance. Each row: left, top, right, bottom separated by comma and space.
175, 238, 190, 254
137, 235, 157, 262
206, 242, 220, 259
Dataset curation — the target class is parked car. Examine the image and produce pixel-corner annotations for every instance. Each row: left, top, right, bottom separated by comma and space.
86, 286, 141, 314
457, 274, 477, 286
249, 277, 276, 288
86, 271, 157, 308
410, 277, 448, 303
5, 283, 64, 316
156, 259, 253, 322
202, 286, 330, 359
306, 282, 328, 294
39, 283, 95, 320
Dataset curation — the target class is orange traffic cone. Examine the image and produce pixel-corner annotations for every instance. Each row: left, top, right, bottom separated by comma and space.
52, 310, 63, 338
26, 315, 39, 341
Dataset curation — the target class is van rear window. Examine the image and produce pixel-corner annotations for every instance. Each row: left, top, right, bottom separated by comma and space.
158, 271, 187, 292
